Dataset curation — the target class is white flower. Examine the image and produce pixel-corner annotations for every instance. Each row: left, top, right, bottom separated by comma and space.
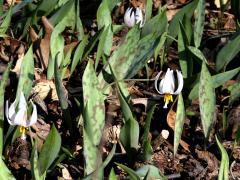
5, 92, 37, 140
155, 68, 183, 108
124, 7, 145, 28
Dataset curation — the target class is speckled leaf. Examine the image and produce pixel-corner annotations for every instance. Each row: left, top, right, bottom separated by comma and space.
216, 136, 229, 180
83, 128, 99, 175
16, 45, 34, 99
188, 46, 208, 64
194, 0, 205, 48
189, 67, 240, 100
199, 62, 215, 139
174, 93, 185, 156
98, 26, 140, 92
216, 34, 240, 71
82, 60, 105, 146
30, 142, 40, 180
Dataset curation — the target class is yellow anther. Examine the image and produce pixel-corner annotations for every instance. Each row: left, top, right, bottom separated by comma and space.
163, 94, 173, 108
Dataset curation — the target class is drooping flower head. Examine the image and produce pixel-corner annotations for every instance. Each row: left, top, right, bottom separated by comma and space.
5, 92, 37, 140
124, 7, 145, 28
155, 68, 184, 108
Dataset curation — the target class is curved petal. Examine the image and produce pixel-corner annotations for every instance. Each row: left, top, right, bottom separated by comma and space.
154, 71, 163, 94
135, 8, 144, 27
173, 70, 184, 95
11, 106, 27, 126
161, 68, 175, 94
26, 101, 38, 127
124, 7, 135, 27
18, 92, 27, 110
6, 99, 18, 125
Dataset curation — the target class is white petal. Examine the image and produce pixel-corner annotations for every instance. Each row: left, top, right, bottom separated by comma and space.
124, 7, 135, 27
6, 100, 17, 125
161, 68, 175, 94
173, 70, 184, 95
135, 8, 144, 27
26, 101, 38, 126
11, 106, 28, 126
18, 91, 27, 110
154, 72, 163, 94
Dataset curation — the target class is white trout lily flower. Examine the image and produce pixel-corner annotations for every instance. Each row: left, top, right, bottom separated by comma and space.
124, 7, 145, 28
155, 68, 184, 108
5, 92, 37, 140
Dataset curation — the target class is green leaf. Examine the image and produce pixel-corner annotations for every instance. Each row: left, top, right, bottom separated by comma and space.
154, 32, 167, 60
199, 62, 215, 139
187, 46, 208, 64
54, 54, 73, 134
109, 168, 117, 180
30, 142, 40, 180
115, 163, 141, 180
98, 26, 140, 92
97, 0, 112, 29
194, 0, 205, 47
216, 33, 240, 71
16, 45, 34, 99
0, 6, 12, 35
38, 124, 61, 176
216, 136, 229, 180
83, 128, 99, 175
70, 35, 88, 75
145, 0, 153, 21
0, 61, 11, 155
35, 0, 58, 17
96, 25, 113, 69
174, 93, 185, 156
178, 21, 190, 78
0, 157, 15, 180
82, 60, 105, 146
142, 105, 155, 161
136, 165, 166, 179
49, 0, 75, 26
167, 0, 198, 46
189, 67, 240, 100
48, 33, 64, 79
142, 6, 167, 36
228, 82, 240, 105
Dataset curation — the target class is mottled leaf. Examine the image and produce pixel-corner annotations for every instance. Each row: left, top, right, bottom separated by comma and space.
199, 62, 216, 139
174, 93, 185, 156
189, 67, 240, 100
16, 45, 34, 99
188, 46, 208, 64
194, 0, 205, 47
216, 33, 240, 71
82, 60, 105, 146
216, 136, 229, 180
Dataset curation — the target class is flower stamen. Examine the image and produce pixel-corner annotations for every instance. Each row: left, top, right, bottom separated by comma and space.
163, 94, 173, 108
